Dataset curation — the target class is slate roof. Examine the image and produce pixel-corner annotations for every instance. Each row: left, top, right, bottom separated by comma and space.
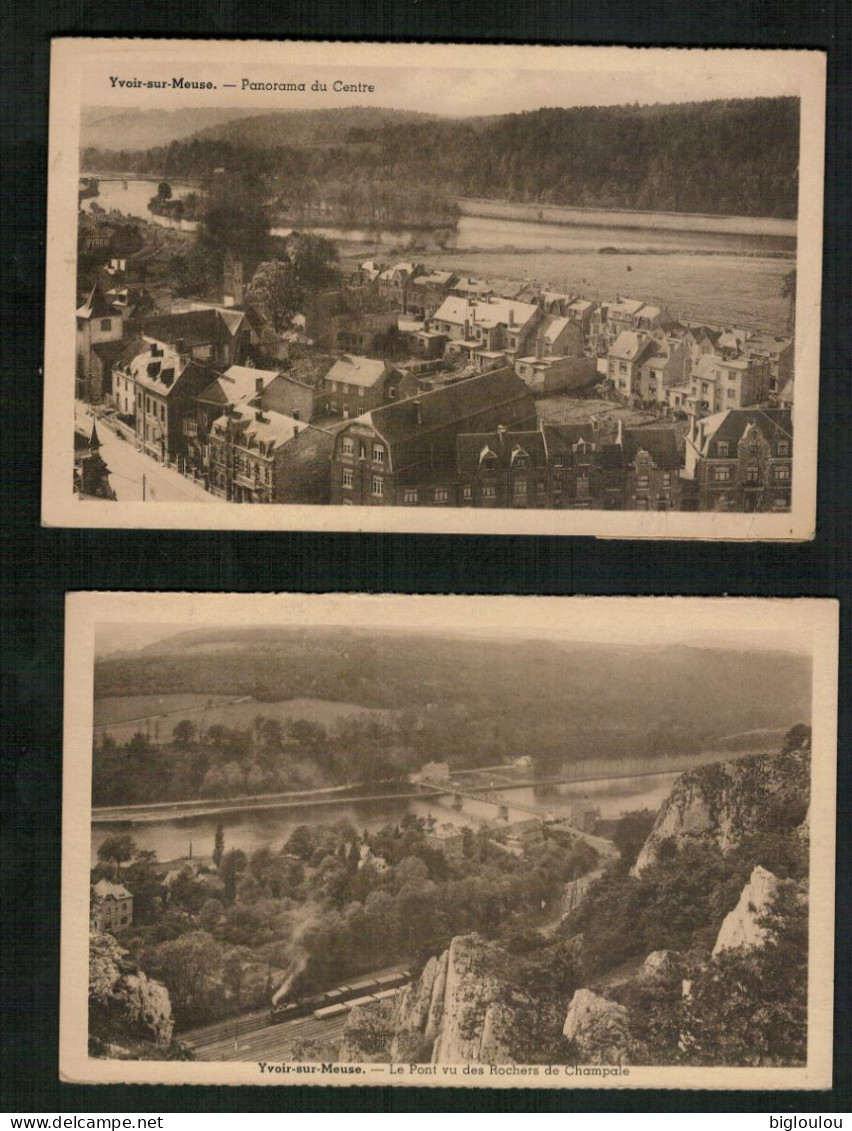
745, 332, 794, 356
137, 307, 239, 349
609, 297, 645, 318
212, 405, 304, 453
456, 428, 547, 474
622, 428, 682, 469
93, 878, 131, 901
198, 365, 279, 407
609, 330, 656, 363
76, 283, 115, 321
91, 340, 126, 365
699, 408, 792, 458
361, 368, 534, 454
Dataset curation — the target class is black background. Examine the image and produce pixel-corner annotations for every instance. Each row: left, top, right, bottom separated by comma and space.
3, 0, 850, 1114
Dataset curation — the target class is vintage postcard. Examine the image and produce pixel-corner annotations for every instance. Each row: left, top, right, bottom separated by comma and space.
44, 39, 825, 538
61, 593, 837, 1087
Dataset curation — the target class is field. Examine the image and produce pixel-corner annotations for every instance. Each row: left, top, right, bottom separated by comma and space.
94, 694, 396, 745
340, 243, 792, 333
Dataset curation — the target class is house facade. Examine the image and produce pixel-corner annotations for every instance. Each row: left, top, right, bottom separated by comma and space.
683, 408, 793, 512
91, 878, 133, 933
329, 367, 536, 507
317, 355, 401, 418
129, 340, 217, 464
76, 283, 124, 402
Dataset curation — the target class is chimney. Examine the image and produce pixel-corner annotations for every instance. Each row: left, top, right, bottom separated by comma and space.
497, 424, 507, 446
413, 399, 422, 425
616, 419, 624, 446
293, 424, 299, 436
256, 375, 264, 394
535, 336, 544, 360
175, 339, 187, 357
508, 308, 515, 327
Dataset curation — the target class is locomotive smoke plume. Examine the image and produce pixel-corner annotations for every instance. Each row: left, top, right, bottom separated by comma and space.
271, 953, 309, 1006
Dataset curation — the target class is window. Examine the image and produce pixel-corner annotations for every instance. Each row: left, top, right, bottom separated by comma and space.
372, 444, 385, 463
435, 487, 447, 503
100, 319, 111, 331
715, 466, 732, 482
371, 476, 384, 498
342, 438, 354, 456
537, 481, 546, 494
342, 469, 354, 490
662, 473, 672, 487
745, 466, 760, 483
619, 362, 628, 374
636, 475, 649, 489
717, 442, 729, 457
463, 485, 472, 500
481, 483, 495, 498
777, 441, 789, 456
402, 488, 419, 504
727, 388, 736, 399
513, 479, 527, 495
774, 465, 791, 481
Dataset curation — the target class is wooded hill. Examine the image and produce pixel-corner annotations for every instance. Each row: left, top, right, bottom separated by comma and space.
94, 627, 811, 767
81, 97, 799, 219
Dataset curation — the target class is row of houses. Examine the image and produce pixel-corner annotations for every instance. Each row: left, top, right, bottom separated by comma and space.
328, 367, 793, 512
350, 259, 794, 405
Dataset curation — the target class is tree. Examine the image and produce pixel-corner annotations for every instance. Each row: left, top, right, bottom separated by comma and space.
145, 930, 224, 1024
97, 834, 137, 879
284, 825, 316, 861
245, 260, 300, 335
612, 809, 658, 866
157, 181, 172, 201
172, 719, 196, 749
213, 822, 225, 868
196, 172, 270, 265
246, 237, 340, 334
220, 848, 247, 905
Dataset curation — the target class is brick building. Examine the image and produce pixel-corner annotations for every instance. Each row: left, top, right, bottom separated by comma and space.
330, 367, 536, 506
683, 408, 793, 512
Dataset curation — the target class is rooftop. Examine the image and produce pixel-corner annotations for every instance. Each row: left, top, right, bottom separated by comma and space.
326, 354, 388, 389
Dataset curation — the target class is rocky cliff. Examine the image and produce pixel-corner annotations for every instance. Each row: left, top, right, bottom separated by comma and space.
339, 934, 521, 1064
340, 735, 810, 1067
89, 930, 174, 1054
632, 745, 809, 877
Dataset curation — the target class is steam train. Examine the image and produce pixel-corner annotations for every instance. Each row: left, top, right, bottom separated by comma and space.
268, 970, 411, 1025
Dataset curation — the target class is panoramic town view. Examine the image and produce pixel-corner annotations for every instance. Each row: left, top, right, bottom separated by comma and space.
87, 608, 814, 1068
74, 95, 798, 512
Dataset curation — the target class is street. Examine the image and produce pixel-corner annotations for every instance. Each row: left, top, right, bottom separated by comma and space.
76, 403, 214, 504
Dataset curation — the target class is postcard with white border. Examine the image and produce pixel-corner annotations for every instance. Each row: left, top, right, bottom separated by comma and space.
45, 40, 824, 538
62, 593, 837, 1087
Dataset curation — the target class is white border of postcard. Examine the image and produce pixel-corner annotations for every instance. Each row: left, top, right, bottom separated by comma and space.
61, 593, 838, 1087
43, 40, 825, 538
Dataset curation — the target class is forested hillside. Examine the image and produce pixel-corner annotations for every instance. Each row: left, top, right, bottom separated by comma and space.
94, 628, 810, 776
81, 97, 799, 219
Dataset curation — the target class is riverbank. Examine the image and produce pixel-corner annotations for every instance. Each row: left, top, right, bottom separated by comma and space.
454, 196, 798, 239
93, 744, 777, 828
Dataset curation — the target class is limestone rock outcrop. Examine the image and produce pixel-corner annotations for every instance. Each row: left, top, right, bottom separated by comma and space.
89, 930, 174, 1048
632, 746, 809, 876
562, 988, 638, 1064
339, 933, 518, 1064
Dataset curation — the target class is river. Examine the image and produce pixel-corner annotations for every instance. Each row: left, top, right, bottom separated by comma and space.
90, 770, 680, 864
81, 176, 795, 332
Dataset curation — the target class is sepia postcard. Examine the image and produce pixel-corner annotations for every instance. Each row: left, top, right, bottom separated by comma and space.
44, 39, 825, 538
61, 593, 837, 1087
